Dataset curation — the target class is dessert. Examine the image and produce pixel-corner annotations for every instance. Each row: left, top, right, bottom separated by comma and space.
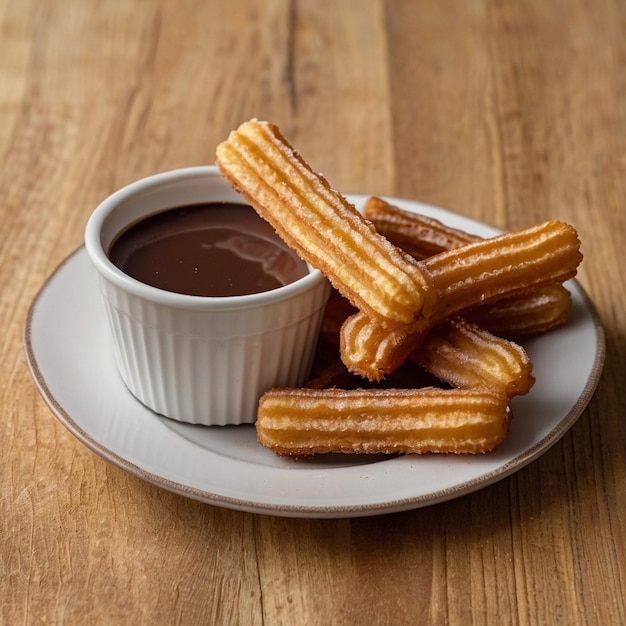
213, 120, 582, 457
257, 387, 511, 455
216, 119, 436, 325
466, 284, 572, 338
340, 220, 582, 379
420, 220, 581, 319
409, 318, 534, 397
340, 309, 426, 380
364, 197, 573, 337
363, 195, 482, 259
309, 316, 533, 398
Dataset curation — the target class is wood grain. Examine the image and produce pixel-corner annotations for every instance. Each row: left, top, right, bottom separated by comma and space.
1, 0, 625, 624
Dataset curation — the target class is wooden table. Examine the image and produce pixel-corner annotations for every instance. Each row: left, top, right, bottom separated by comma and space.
2, 1, 624, 623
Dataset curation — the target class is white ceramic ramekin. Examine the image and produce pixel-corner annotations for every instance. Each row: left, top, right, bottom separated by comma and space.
84, 166, 331, 425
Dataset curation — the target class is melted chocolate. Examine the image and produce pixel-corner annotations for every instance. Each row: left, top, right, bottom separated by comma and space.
108, 202, 308, 297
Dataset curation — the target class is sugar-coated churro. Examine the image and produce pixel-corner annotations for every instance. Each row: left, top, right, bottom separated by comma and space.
340, 310, 427, 380
215, 120, 582, 459
423, 220, 581, 319
310, 316, 534, 399
364, 196, 482, 259
216, 120, 436, 325
466, 284, 572, 338
256, 387, 511, 456
365, 197, 573, 337
340, 220, 582, 379
409, 318, 534, 397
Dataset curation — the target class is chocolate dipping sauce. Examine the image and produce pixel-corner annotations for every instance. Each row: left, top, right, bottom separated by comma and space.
108, 202, 308, 297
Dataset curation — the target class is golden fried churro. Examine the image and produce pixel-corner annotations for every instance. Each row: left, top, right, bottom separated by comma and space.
216, 120, 435, 324
340, 310, 426, 380
365, 197, 573, 337
409, 318, 534, 397
364, 196, 482, 259
421, 220, 581, 319
311, 316, 533, 398
466, 284, 572, 338
340, 220, 582, 379
256, 387, 511, 456
214, 121, 583, 459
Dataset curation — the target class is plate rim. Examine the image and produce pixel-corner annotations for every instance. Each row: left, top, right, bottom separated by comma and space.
23, 196, 606, 518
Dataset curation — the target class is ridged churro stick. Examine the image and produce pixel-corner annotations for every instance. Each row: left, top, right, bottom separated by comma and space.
341, 220, 582, 380
308, 316, 534, 399
466, 285, 572, 338
365, 197, 573, 337
340, 310, 427, 379
216, 120, 435, 325
424, 220, 581, 319
364, 196, 482, 259
409, 318, 534, 397
256, 387, 511, 456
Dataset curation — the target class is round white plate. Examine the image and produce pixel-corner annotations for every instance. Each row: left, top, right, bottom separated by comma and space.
24, 196, 605, 518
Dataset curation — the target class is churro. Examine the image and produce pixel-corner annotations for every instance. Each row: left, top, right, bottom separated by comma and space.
365, 197, 573, 337
364, 195, 482, 259
216, 120, 435, 325
409, 318, 534, 397
214, 120, 582, 458
310, 316, 533, 398
256, 387, 511, 456
423, 220, 581, 319
340, 310, 425, 380
466, 284, 572, 338
340, 220, 582, 379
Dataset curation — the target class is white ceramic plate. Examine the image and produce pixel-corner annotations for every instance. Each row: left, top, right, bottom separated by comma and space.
24, 196, 605, 518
